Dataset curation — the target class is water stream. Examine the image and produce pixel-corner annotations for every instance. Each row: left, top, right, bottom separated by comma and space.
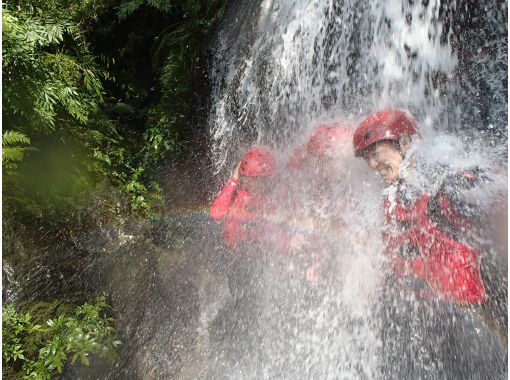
202, 0, 508, 378
209, 0, 507, 171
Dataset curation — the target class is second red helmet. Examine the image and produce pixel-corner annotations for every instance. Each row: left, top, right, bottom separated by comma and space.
307, 123, 353, 157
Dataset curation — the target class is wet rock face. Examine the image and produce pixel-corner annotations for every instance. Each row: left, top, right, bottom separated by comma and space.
445, 0, 508, 140
66, 215, 231, 379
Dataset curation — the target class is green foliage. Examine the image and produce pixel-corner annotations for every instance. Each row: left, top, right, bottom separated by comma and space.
152, 0, 228, 100
3, 0, 228, 243
2, 131, 37, 170
3, 2, 230, 375
112, 166, 164, 214
109, 0, 228, 170
118, 0, 172, 20
2, 1, 165, 216
138, 107, 182, 167
3, 296, 120, 379
2, 6, 105, 133
2, 131, 31, 147
3, 3, 231, 375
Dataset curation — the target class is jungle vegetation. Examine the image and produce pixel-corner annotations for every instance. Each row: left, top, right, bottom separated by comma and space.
2, 0, 228, 377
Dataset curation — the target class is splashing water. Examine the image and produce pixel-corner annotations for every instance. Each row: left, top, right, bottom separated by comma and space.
204, 0, 507, 378
15, 1, 503, 378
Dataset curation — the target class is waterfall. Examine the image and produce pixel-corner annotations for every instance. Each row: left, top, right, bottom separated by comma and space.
208, 0, 507, 172
204, 1, 507, 378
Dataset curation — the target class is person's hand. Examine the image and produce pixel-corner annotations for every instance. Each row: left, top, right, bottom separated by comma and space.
232, 161, 241, 179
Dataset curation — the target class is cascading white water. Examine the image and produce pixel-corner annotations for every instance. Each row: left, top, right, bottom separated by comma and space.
49, 1, 504, 378
208, 0, 505, 170
205, 0, 507, 379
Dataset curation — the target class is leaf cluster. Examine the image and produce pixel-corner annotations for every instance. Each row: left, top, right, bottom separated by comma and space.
2, 131, 37, 171
102, 0, 228, 169
3, 5, 105, 133
2, 296, 120, 379
2, 1, 163, 216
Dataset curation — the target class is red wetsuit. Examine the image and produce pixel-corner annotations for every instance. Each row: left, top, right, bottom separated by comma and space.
384, 170, 488, 304
210, 177, 294, 252
210, 177, 263, 249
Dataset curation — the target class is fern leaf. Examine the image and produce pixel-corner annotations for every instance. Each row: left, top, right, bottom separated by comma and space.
2, 131, 31, 147
117, 0, 145, 20
2, 131, 37, 167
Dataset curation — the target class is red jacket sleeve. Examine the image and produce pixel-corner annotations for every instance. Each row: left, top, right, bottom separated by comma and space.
210, 177, 239, 221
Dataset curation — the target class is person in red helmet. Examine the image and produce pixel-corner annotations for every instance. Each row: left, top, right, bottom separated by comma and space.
353, 109, 418, 183
282, 123, 354, 282
307, 123, 353, 158
304, 123, 354, 229
353, 109, 507, 343
210, 146, 285, 346
308, 124, 353, 281
210, 146, 276, 250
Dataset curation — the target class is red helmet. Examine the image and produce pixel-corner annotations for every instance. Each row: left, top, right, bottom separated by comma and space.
307, 123, 353, 157
239, 146, 276, 177
353, 109, 418, 157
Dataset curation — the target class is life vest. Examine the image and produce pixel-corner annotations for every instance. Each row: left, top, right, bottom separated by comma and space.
384, 189, 486, 304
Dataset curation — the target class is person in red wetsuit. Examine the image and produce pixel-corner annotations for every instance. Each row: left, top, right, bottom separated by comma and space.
210, 146, 280, 344
283, 123, 354, 282
210, 146, 276, 250
304, 123, 354, 232
353, 109, 507, 344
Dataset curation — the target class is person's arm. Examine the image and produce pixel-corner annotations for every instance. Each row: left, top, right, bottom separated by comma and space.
433, 167, 492, 227
210, 177, 239, 221
210, 162, 242, 221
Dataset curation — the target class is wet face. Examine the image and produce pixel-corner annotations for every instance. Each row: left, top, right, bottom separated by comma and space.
361, 141, 404, 183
